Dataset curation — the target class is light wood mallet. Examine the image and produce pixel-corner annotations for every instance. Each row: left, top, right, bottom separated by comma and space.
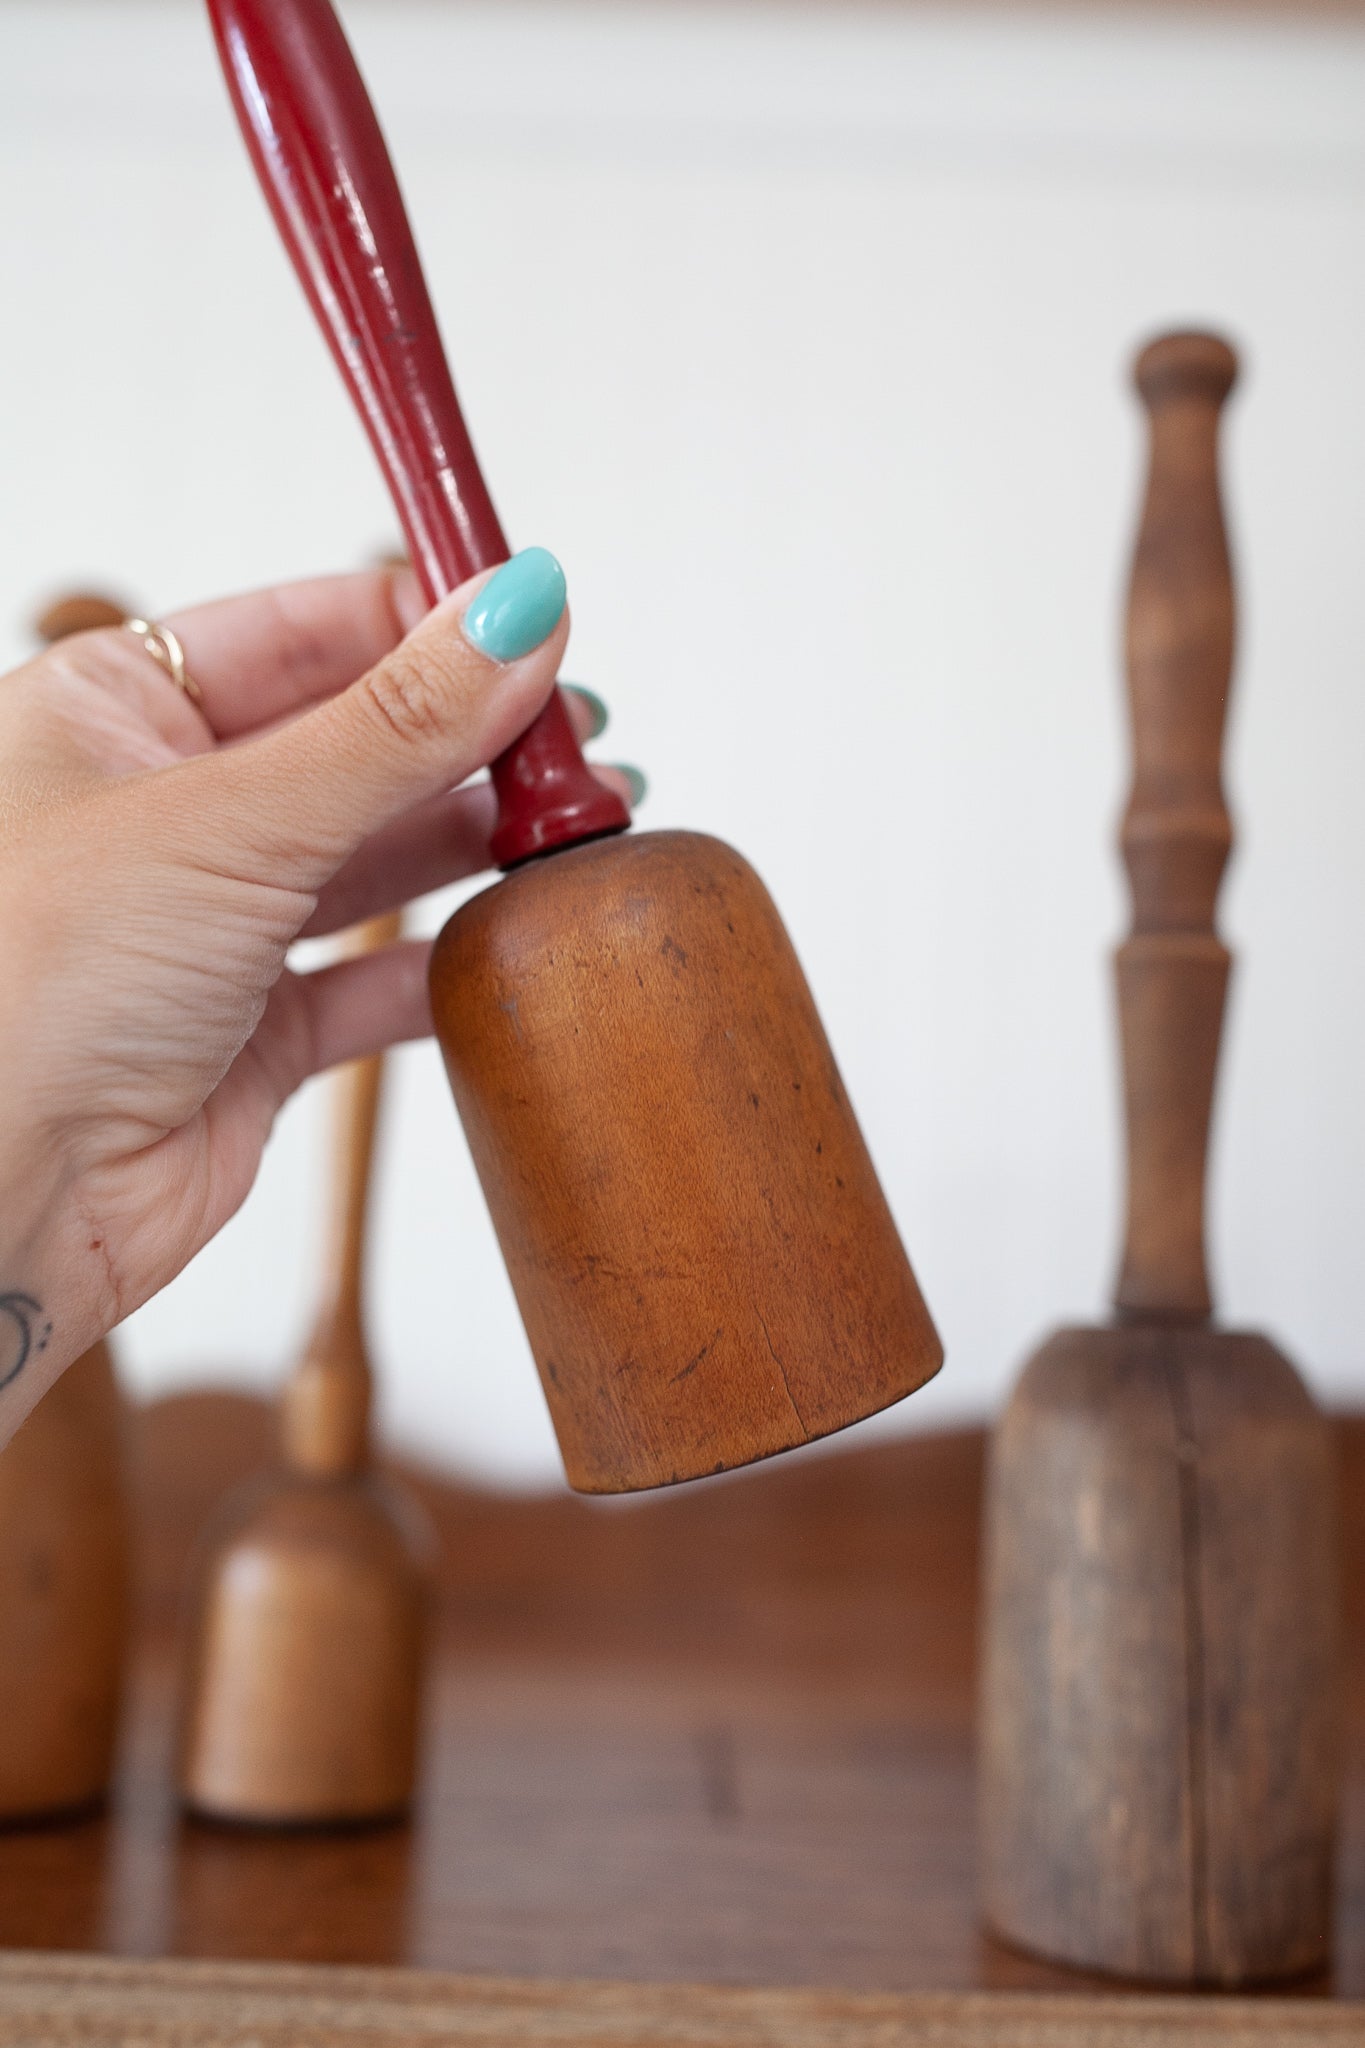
0, 1329, 129, 1822
33, 591, 130, 641
178, 911, 434, 1826
979, 333, 1339, 1986
0, 592, 138, 1822
206, 0, 943, 1495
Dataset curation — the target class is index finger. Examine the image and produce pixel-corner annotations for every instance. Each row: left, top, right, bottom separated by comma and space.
164, 564, 427, 740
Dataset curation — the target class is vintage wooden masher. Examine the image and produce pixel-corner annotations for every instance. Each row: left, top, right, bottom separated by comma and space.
21, 594, 134, 1823
208, 0, 942, 1494
979, 333, 1339, 1985
0, 1326, 128, 1822
0, 595, 138, 1825
178, 913, 434, 1824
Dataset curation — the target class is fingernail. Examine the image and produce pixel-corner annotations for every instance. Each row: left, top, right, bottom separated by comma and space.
462, 547, 566, 662
561, 683, 609, 740
390, 564, 427, 635
609, 763, 647, 808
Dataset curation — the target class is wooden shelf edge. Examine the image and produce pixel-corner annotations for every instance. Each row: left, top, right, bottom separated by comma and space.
0, 1952, 1358, 2046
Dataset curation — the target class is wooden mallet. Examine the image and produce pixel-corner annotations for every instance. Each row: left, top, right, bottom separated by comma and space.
207, 0, 943, 1494
979, 333, 1339, 1985
178, 912, 434, 1825
0, 594, 139, 1824
0, 1327, 128, 1823
33, 591, 130, 641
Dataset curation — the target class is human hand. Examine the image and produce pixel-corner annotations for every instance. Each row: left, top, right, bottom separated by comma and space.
0, 551, 638, 1437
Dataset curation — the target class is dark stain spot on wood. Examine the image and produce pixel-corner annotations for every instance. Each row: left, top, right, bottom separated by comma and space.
660, 935, 688, 970
671, 1328, 724, 1386
573, 1252, 633, 1288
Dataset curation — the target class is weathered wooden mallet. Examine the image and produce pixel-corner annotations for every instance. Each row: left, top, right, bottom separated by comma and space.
208, 0, 942, 1494
979, 333, 1339, 1985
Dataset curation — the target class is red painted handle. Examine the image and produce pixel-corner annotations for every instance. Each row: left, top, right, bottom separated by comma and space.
206, 0, 629, 868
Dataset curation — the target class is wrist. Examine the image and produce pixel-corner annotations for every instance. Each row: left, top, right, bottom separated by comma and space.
0, 1147, 110, 1435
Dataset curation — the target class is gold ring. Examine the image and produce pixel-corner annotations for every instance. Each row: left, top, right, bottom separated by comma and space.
124, 618, 203, 705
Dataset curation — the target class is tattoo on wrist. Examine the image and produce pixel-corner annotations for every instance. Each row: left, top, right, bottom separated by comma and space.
0, 1294, 51, 1391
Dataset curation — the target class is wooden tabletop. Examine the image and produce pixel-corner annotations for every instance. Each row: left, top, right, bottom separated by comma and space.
1, 1391, 1363, 2004
0, 1953, 1361, 2048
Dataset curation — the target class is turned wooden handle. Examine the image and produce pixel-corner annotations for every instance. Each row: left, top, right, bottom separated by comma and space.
282, 910, 402, 1476
1113, 332, 1238, 1323
205, 0, 628, 870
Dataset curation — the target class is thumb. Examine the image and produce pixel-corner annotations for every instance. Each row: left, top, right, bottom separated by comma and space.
183, 548, 569, 892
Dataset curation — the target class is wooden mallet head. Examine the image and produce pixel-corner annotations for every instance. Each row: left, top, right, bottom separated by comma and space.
207, 0, 943, 1494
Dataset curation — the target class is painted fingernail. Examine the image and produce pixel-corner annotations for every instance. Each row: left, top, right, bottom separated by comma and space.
609, 763, 648, 808
462, 547, 567, 661
561, 683, 609, 741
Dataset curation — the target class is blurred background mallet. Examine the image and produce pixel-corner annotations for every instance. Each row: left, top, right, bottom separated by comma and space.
979, 332, 1339, 1986
0, 589, 138, 1825
178, 911, 434, 1826
207, 0, 943, 1495
33, 590, 129, 642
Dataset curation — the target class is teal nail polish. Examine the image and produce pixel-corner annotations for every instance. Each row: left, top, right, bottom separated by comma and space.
463, 547, 566, 661
561, 683, 609, 741
610, 763, 647, 808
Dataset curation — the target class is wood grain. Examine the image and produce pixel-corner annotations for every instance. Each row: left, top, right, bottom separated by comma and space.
0, 1953, 1357, 2048
981, 1328, 1338, 1983
431, 829, 942, 1493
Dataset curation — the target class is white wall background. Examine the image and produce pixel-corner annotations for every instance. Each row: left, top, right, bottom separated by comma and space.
1, 1, 1363, 1485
